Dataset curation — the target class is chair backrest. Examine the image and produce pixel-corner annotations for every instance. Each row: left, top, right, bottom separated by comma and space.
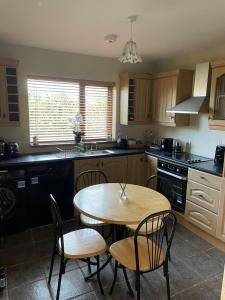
49, 194, 64, 258
134, 210, 176, 272
75, 170, 108, 192
146, 175, 173, 201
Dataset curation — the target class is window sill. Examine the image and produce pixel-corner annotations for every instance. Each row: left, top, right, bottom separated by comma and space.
30, 140, 116, 148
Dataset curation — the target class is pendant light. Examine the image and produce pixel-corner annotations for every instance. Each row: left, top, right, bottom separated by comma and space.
119, 15, 143, 64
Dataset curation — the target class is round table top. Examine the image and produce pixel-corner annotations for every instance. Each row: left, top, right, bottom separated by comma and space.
73, 183, 171, 225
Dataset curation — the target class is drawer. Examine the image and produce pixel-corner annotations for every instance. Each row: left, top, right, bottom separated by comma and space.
188, 168, 222, 191
187, 180, 220, 214
185, 200, 217, 236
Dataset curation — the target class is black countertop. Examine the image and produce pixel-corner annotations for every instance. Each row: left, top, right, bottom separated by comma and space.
0, 147, 223, 177
0, 148, 145, 168
146, 149, 223, 177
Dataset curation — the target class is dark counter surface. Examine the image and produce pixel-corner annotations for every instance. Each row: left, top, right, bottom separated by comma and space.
0, 148, 145, 168
146, 149, 223, 177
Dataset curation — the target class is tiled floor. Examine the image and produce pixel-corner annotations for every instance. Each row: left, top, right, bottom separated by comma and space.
0, 219, 224, 300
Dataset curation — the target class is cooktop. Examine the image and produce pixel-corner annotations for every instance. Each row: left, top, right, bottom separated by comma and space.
155, 151, 213, 165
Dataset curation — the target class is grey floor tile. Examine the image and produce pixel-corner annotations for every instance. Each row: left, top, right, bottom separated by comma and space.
8, 279, 52, 300
72, 291, 98, 299
170, 234, 202, 259
31, 224, 54, 242
204, 273, 223, 299
7, 260, 45, 289
49, 268, 92, 300
171, 281, 220, 300
165, 255, 203, 295
206, 247, 225, 265
183, 252, 224, 280
0, 288, 9, 300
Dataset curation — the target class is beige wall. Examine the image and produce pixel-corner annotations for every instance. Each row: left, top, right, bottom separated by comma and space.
0, 44, 153, 153
152, 43, 225, 158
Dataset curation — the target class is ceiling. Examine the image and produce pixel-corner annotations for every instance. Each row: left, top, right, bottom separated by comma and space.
1, 0, 225, 61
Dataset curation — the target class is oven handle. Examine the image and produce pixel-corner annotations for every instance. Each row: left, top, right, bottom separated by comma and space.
157, 168, 187, 181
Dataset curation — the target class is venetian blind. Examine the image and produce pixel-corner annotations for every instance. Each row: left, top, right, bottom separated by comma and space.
27, 77, 113, 144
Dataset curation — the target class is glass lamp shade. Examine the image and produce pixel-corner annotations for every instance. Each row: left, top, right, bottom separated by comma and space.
118, 40, 143, 63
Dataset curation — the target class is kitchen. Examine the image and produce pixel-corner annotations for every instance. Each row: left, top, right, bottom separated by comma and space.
1, 1, 225, 300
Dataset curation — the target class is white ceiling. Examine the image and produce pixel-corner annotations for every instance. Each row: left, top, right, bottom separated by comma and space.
1, 0, 225, 61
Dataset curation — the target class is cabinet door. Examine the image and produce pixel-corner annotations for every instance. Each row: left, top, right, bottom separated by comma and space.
127, 154, 146, 186
101, 156, 127, 183
209, 64, 225, 129
185, 200, 217, 236
74, 158, 100, 191
151, 76, 177, 125
135, 79, 151, 123
0, 66, 7, 123
216, 181, 225, 242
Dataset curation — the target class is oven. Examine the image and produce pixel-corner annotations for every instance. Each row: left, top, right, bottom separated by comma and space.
157, 159, 188, 213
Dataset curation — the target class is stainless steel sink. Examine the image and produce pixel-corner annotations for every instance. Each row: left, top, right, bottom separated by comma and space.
82, 149, 115, 156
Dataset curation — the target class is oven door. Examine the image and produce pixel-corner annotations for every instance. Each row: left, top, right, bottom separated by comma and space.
157, 168, 187, 212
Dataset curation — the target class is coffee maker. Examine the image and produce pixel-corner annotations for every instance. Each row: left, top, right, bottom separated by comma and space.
214, 145, 225, 166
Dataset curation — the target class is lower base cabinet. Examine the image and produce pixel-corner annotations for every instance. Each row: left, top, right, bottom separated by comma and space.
127, 154, 146, 186
185, 200, 217, 236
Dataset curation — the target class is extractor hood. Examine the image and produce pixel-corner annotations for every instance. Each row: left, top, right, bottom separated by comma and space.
166, 62, 211, 114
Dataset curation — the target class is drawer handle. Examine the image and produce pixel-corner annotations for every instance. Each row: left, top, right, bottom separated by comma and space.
198, 194, 205, 199
200, 176, 206, 180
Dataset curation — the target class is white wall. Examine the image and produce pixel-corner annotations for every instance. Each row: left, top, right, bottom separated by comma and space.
152, 43, 225, 158
0, 44, 153, 153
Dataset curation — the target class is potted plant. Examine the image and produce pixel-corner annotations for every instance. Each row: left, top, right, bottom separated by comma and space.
69, 114, 84, 144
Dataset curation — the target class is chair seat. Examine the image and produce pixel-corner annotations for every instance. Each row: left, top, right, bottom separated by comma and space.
110, 236, 165, 272
80, 213, 105, 227
126, 218, 163, 234
59, 228, 107, 259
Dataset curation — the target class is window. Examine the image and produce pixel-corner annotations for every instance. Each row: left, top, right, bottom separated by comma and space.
27, 76, 113, 145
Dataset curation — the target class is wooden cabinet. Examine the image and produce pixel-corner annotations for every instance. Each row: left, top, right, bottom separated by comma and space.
209, 60, 225, 130
74, 156, 128, 190
0, 58, 19, 126
101, 156, 127, 183
185, 168, 225, 239
127, 154, 146, 186
151, 70, 193, 127
185, 200, 218, 235
127, 154, 157, 186
120, 72, 152, 125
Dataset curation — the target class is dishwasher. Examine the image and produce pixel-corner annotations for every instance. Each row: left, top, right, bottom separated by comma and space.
27, 161, 74, 227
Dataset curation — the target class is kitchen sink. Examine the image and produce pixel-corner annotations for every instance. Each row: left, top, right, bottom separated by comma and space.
82, 149, 115, 156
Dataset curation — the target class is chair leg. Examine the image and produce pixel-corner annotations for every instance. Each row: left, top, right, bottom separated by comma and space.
122, 267, 134, 296
87, 258, 92, 273
96, 255, 104, 295
48, 241, 56, 284
136, 271, 141, 300
165, 226, 171, 261
109, 260, 118, 295
164, 263, 171, 300
56, 257, 64, 300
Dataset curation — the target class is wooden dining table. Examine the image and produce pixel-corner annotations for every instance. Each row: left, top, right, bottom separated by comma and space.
73, 183, 171, 226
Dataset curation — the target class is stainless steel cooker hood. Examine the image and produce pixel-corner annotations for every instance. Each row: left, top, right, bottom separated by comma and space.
166, 62, 211, 114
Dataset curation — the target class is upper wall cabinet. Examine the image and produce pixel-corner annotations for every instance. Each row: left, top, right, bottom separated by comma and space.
0, 58, 19, 126
150, 70, 194, 127
120, 72, 152, 125
209, 60, 225, 130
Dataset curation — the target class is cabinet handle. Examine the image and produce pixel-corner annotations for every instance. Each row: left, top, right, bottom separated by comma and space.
200, 176, 206, 180
101, 162, 104, 167
96, 162, 99, 167
2, 113, 6, 118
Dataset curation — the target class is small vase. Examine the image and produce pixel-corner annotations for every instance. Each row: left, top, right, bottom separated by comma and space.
74, 133, 81, 144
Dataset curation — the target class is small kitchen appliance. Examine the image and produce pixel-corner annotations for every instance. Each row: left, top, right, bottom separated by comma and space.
214, 145, 225, 166
4, 142, 20, 159
160, 138, 174, 153
116, 138, 128, 149
173, 140, 182, 153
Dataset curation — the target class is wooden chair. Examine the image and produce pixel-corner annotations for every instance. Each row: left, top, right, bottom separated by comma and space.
75, 170, 108, 229
109, 210, 177, 300
48, 194, 107, 300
